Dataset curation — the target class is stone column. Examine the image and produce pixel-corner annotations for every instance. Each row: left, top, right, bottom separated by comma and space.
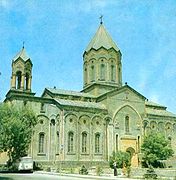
28, 76, 32, 91
11, 74, 16, 89
21, 74, 25, 90
77, 119, 80, 161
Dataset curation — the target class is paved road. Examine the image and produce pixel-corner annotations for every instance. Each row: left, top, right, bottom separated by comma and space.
0, 173, 107, 180
0, 172, 137, 180
0, 173, 89, 180
0, 173, 86, 180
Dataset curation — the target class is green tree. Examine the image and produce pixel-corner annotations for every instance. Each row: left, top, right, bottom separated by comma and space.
109, 151, 131, 169
0, 103, 37, 169
141, 132, 174, 167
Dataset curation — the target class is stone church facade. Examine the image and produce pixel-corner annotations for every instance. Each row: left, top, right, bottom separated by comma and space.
4, 22, 176, 168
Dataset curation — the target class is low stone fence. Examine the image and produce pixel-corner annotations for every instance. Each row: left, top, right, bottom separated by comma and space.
131, 168, 176, 179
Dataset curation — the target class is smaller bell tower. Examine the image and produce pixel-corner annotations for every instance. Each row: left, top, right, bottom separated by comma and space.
5, 46, 35, 101
10, 46, 33, 92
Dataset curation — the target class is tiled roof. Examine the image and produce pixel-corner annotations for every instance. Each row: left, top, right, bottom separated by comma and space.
146, 108, 176, 118
85, 24, 120, 52
55, 98, 106, 110
145, 101, 166, 109
13, 47, 30, 61
46, 88, 96, 98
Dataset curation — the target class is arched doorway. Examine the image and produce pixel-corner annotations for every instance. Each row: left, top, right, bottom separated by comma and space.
126, 147, 138, 167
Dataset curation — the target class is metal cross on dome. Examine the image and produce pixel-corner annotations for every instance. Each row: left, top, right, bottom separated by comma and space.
99, 15, 103, 24
23, 41, 25, 48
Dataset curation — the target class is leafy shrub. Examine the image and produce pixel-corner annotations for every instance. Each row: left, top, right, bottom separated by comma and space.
79, 165, 88, 175
96, 165, 103, 176
109, 151, 131, 169
46, 166, 51, 172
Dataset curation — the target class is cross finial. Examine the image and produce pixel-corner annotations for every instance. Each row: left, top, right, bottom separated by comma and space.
99, 15, 103, 24
22, 41, 25, 48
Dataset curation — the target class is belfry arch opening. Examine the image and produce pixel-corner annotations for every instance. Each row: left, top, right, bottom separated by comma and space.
16, 71, 22, 89
25, 73, 29, 90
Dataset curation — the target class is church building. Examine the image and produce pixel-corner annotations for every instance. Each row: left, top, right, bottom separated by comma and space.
5, 21, 176, 168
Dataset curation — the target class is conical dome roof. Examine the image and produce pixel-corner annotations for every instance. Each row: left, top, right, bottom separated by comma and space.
85, 24, 120, 53
13, 47, 30, 61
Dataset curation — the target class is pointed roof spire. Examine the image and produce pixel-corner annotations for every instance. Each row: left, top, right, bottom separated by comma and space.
85, 21, 120, 53
13, 44, 30, 61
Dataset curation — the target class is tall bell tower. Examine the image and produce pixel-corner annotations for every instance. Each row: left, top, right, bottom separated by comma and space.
82, 19, 122, 96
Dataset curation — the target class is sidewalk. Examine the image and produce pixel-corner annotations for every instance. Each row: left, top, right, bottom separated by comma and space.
35, 171, 139, 180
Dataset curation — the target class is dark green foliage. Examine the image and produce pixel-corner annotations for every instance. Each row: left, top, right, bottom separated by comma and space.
141, 132, 174, 168
109, 151, 131, 169
79, 165, 88, 175
0, 103, 37, 169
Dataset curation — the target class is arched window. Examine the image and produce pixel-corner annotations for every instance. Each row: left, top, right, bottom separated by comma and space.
116, 134, 118, 152
16, 71, 22, 89
111, 65, 115, 81
125, 116, 130, 133
68, 132, 74, 153
39, 133, 45, 153
95, 133, 100, 153
91, 65, 95, 81
143, 121, 149, 135
100, 64, 105, 80
165, 122, 172, 135
82, 132, 87, 153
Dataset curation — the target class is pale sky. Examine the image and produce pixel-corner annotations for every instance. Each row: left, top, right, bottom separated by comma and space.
0, 0, 176, 113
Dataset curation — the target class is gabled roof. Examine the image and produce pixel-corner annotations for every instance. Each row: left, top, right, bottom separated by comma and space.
85, 24, 120, 53
146, 108, 176, 118
42, 88, 96, 98
145, 101, 166, 109
13, 47, 30, 61
145, 101, 176, 118
97, 84, 146, 102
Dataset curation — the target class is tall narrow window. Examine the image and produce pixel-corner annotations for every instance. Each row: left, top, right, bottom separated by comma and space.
137, 136, 140, 153
118, 67, 121, 83
116, 134, 118, 152
39, 133, 45, 153
82, 132, 87, 153
91, 65, 95, 81
100, 64, 105, 80
16, 71, 22, 89
56, 131, 60, 154
84, 68, 87, 84
95, 133, 100, 153
111, 65, 115, 81
68, 132, 74, 153
125, 116, 130, 133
